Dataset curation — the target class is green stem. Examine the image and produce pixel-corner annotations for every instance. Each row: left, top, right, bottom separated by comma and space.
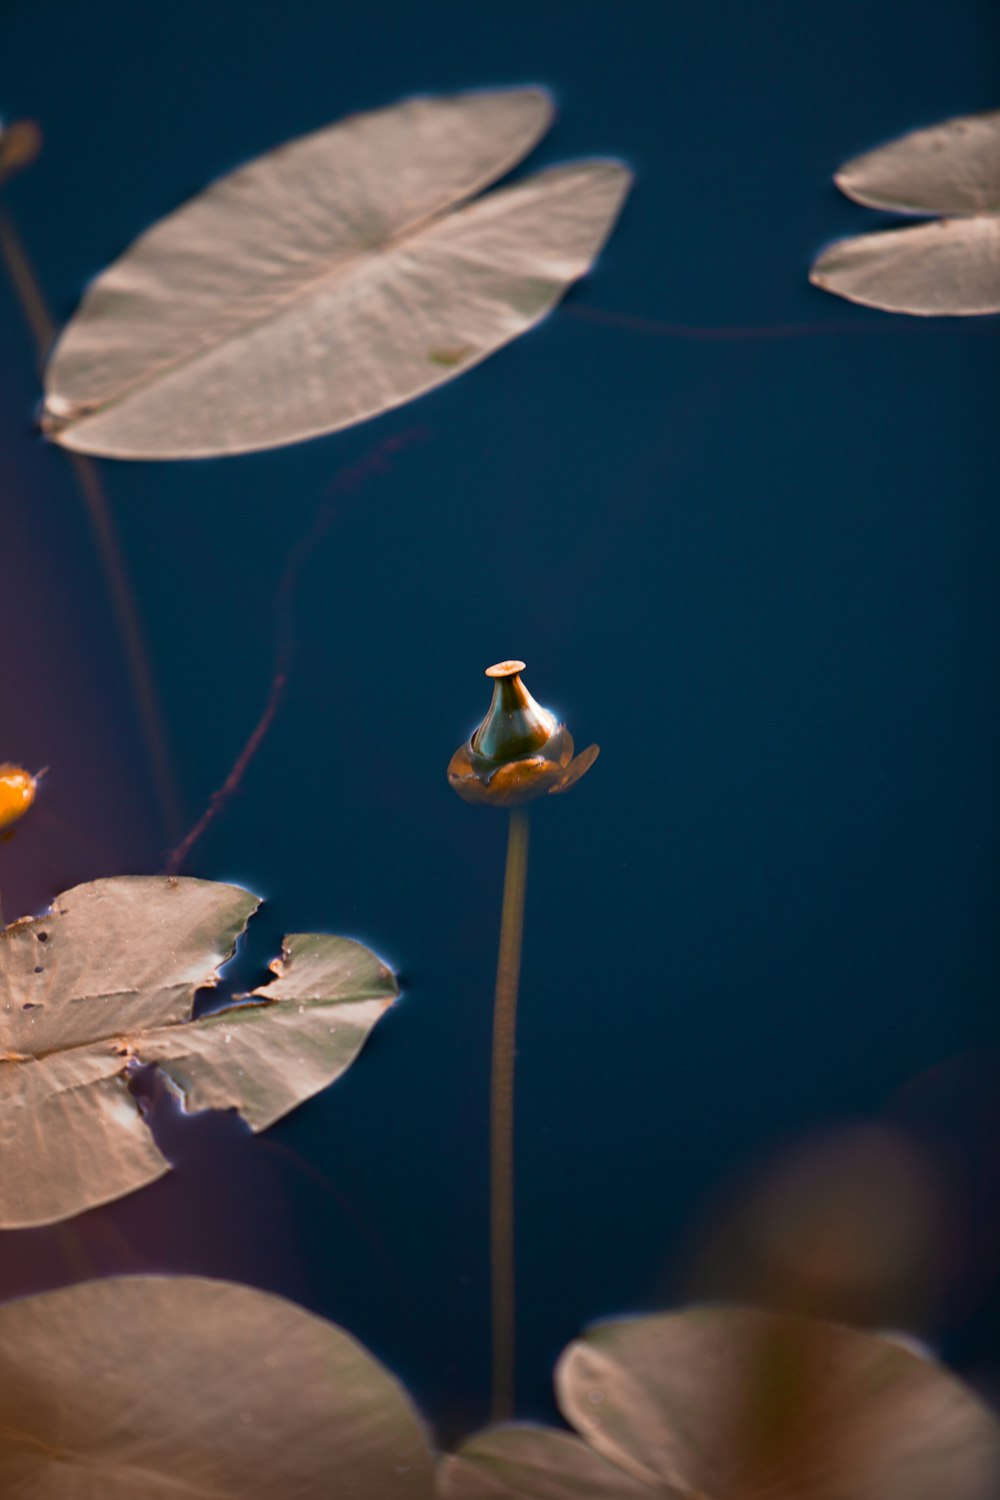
490, 806, 529, 1421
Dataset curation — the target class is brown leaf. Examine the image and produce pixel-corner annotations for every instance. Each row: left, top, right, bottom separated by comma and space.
443, 1308, 1000, 1500
0, 1275, 435, 1498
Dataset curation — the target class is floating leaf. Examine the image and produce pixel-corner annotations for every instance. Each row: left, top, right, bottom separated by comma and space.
441, 1307, 1000, 1500
833, 111, 1000, 215
0, 876, 397, 1228
443, 1427, 654, 1499
689, 1123, 946, 1327
811, 215, 1000, 316
0, 1275, 435, 1499
42, 88, 632, 459
810, 109, 1000, 315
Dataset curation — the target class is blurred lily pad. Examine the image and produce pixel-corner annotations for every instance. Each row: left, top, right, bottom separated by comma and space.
441, 1306, 1000, 1499
0, 119, 42, 187
0, 1275, 434, 1499
42, 88, 632, 459
0, 876, 397, 1228
810, 109, 1000, 315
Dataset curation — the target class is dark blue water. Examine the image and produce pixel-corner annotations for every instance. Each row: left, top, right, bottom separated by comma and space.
1, 0, 998, 1440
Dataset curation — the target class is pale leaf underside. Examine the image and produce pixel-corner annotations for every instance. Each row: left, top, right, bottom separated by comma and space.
810, 215, 1000, 315
440, 1428, 657, 1500
0, 877, 396, 1228
42, 88, 632, 458
834, 110, 1000, 214
0, 1276, 435, 1499
811, 108, 1000, 315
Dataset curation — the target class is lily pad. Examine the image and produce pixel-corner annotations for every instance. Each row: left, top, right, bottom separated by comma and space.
810, 109, 1000, 315
441, 1306, 1000, 1499
0, 1275, 435, 1499
42, 88, 632, 459
0, 876, 397, 1228
833, 111, 1000, 215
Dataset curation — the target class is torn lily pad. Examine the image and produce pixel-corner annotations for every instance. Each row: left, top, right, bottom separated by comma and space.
0, 876, 397, 1228
0, 1275, 435, 1499
441, 1306, 1000, 1500
810, 109, 1000, 315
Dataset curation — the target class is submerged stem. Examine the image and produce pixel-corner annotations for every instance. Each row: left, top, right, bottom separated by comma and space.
0, 205, 181, 842
490, 805, 529, 1422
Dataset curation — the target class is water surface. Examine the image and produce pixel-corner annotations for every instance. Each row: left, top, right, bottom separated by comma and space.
1, 0, 998, 1437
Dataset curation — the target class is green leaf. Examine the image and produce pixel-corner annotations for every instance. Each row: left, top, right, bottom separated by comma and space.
0, 1276, 435, 1498
42, 88, 632, 459
0, 877, 396, 1227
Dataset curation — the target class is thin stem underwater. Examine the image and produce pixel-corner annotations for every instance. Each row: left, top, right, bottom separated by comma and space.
489, 805, 530, 1422
0, 206, 182, 843
163, 428, 426, 874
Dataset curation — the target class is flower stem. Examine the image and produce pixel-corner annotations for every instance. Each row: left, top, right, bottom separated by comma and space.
490, 805, 529, 1422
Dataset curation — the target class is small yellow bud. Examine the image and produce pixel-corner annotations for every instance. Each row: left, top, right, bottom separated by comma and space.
0, 764, 39, 832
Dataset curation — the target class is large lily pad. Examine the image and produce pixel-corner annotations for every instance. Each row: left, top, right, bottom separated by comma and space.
810, 109, 1000, 315
42, 88, 632, 459
0, 1275, 435, 1499
0, 876, 397, 1228
441, 1307, 1000, 1499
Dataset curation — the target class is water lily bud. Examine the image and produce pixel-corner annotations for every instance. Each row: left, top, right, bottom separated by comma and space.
448, 661, 599, 808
